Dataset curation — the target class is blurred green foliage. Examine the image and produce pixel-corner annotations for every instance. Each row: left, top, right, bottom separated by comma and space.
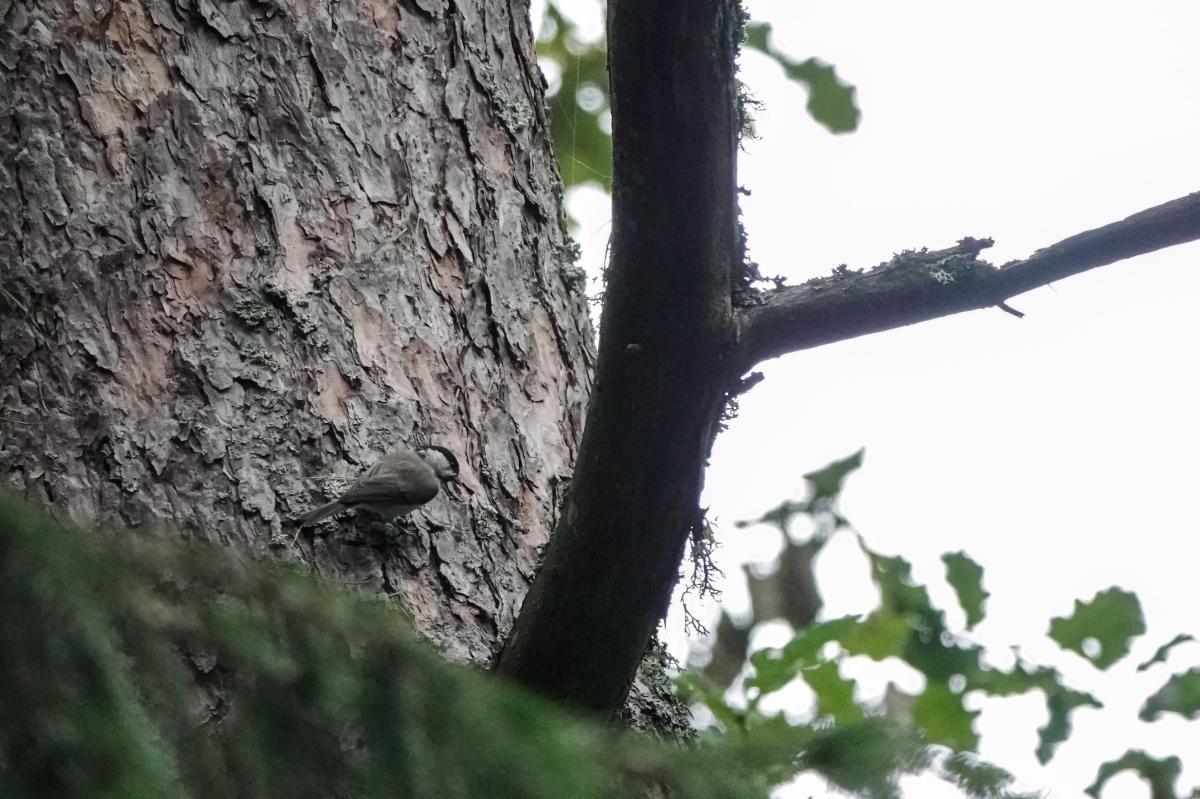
802, 447, 864, 501
682, 451, 1200, 798
4, 466, 1196, 798
1141, 668, 1200, 722
943, 552, 988, 631
1085, 751, 1191, 799
536, 4, 861, 206
1, 493, 785, 799
537, 4, 611, 196
1138, 634, 1196, 672
742, 22, 860, 134
0, 490, 1028, 799
1048, 587, 1146, 670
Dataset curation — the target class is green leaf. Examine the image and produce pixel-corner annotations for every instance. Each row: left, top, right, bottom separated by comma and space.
969, 660, 1101, 765
941, 753, 1021, 799
735, 499, 810, 532
1137, 634, 1196, 672
674, 672, 744, 732
969, 662, 1059, 697
858, 539, 932, 617
745, 616, 859, 697
742, 23, 861, 134
904, 633, 984, 686
857, 539, 988, 684
742, 21, 772, 53
841, 609, 911, 661
1036, 687, 1102, 764
785, 58, 862, 134
1048, 587, 1146, 670
1085, 750, 1184, 799
801, 661, 864, 725
942, 552, 989, 630
912, 681, 978, 752
1140, 668, 1200, 721
803, 449, 865, 501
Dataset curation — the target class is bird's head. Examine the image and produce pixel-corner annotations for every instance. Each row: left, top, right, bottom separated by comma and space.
418, 445, 460, 482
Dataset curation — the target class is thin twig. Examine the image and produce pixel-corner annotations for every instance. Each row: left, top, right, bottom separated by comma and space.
1, 414, 36, 426
997, 302, 1025, 319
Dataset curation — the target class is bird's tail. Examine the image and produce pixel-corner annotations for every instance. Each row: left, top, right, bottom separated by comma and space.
295, 500, 344, 527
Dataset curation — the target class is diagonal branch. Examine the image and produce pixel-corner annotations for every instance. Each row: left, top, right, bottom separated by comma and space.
736, 192, 1200, 371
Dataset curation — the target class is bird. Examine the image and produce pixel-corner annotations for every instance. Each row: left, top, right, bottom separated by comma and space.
295, 444, 460, 527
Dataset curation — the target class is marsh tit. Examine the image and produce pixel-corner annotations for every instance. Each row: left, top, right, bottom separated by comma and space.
296, 445, 460, 527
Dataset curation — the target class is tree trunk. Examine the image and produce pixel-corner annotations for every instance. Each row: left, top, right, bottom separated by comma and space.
0, 0, 592, 673
498, 0, 745, 714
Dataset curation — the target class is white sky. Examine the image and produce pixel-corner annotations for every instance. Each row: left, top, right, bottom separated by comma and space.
539, 2, 1200, 797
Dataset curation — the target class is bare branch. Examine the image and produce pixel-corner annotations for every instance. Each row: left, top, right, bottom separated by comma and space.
736, 192, 1200, 371
996, 302, 1025, 319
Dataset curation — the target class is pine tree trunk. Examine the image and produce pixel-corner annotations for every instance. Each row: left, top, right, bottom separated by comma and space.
0, 0, 593, 671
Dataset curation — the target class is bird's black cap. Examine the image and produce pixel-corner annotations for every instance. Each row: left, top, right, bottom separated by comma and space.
419, 445, 460, 479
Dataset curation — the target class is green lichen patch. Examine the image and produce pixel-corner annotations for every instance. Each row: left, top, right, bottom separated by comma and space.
233, 295, 273, 328
559, 262, 588, 292
320, 476, 353, 500
927, 267, 957, 285
555, 237, 587, 292
494, 87, 534, 133
555, 236, 583, 265
295, 308, 320, 336
261, 281, 290, 307
239, 344, 276, 368
923, 253, 991, 286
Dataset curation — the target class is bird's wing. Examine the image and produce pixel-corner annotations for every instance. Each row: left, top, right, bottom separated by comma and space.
339, 459, 439, 506
295, 500, 345, 527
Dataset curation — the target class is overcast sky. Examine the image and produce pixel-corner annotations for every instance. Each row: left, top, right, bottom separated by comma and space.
540, 2, 1200, 796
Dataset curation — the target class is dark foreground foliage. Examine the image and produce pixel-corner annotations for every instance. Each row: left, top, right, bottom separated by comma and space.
0, 493, 928, 799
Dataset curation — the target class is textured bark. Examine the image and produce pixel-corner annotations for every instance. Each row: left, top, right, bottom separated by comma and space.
0, 0, 593, 675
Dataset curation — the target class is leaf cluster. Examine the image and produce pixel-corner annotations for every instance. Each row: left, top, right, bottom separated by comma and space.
681, 452, 1200, 798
